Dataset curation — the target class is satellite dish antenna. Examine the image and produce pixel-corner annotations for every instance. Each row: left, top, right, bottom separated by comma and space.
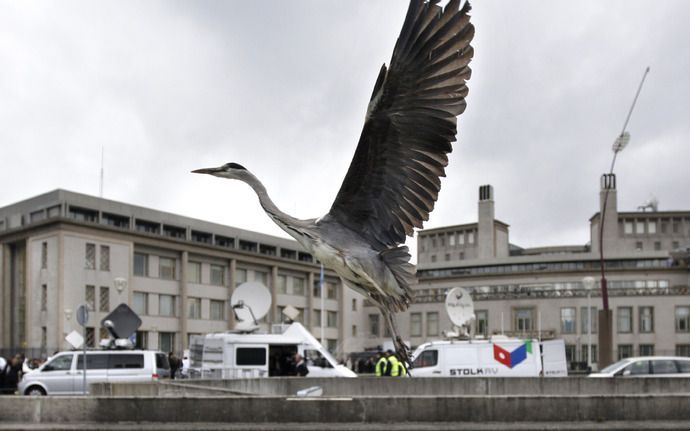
445, 287, 476, 329
231, 281, 272, 331
282, 304, 300, 323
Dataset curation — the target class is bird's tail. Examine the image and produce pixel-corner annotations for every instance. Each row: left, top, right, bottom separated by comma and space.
379, 245, 416, 311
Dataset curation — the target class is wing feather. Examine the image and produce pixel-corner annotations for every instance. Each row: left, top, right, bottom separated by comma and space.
329, 0, 474, 249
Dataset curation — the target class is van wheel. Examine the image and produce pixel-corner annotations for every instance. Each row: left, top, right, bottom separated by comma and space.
25, 386, 46, 396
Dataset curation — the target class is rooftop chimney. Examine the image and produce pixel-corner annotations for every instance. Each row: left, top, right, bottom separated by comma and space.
478, 185, 495, 259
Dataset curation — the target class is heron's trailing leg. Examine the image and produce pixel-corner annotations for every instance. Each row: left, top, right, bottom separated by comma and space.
381, 307, 412, 371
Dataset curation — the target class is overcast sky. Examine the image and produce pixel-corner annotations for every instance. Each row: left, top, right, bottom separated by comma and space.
2, 0, 689, 260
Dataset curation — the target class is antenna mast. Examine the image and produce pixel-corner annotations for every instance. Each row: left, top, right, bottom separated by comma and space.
99, 146, 104, 198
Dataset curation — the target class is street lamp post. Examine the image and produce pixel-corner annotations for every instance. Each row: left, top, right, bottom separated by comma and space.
582, 276, 595, 369
597, 67, 649, 368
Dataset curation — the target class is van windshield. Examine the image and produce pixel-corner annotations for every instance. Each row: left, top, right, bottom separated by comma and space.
412, 350, 438, 368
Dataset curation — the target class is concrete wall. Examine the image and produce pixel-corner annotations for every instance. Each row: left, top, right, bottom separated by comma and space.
2, 393, 690, 424
90, 377, 690, 397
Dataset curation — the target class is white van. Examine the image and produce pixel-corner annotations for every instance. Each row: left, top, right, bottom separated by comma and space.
410, 338, 568, 377
18, 350, 170, 395
190, 322, 356, 378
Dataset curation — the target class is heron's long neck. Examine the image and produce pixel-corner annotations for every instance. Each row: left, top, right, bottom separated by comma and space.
241, 172, 309, 237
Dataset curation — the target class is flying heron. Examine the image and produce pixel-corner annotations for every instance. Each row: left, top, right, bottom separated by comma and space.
193, 0, 474, 365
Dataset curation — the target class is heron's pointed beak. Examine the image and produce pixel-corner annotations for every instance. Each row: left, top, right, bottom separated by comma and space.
192, 167, 221, 175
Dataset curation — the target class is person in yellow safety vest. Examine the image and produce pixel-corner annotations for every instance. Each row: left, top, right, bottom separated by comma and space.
387, 350, 401, 377
375, 352, 388, 377
398, 358, 408, 377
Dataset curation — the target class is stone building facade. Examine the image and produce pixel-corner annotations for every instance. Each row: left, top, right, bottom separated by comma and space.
0, 190, 365, 358
363, 176, 690, 370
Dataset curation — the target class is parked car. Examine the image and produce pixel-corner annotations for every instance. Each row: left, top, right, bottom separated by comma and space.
19, 350, 170, 395
588, 356, 690, 378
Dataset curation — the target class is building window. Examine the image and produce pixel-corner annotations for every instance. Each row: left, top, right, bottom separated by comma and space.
134, 331, 148, 349
618, 344, 633, 360
352, 299, 357, 311
430, 255, 437, 263
676, 306, 690, 332
313, 280, 322, 298
314, 310, 322, 328
580, 307, 598, 334
326, 282, 338, 300
276, 275, 287, 294
654, 241, 661, 251
410, 313, 422, 337
293, 277, 305, 296
449, 234, 455, 246
565, 345, 576, 365
41, 242, 48, 269
468, 232, 475, 244
134, 253, 148, 277
624, 221, 633, 234
514, 308, 534, 332
676, 345, 690, 357
560, 307, 576, 334
635, 241, 643, 251
159, 257, 176, 280
159, 332, 175, 353
41, 284, 47, 311
41, 327, 47, 350
648, 221, 657, 234
426, 312, 439, 336
188, 297, 201, 319
210, 300, 224, 320
187, 261, 201, 283
368, 314, 380, 337
99, 286, 110, 312
352, 325, 357, 337
444, 253, 451, 261
639, 306, 654, 333
235, 268, 247, 287
133, 292, 148, 316
85, 285, 96, 311
582, 345, 598, 364
210, 264, 225, 286
99, 327, 109, 342
85, 243, 96, 269
458, 233, 465, 245
254, 271, 268, 286
639, 344, 655, 356
636, 221, 645, 234
99, 245, 110, 271
327, 311, 337, 328
673, 241, 680, 250
617, 307, 632, 333
159, 295, 176, 317
85, 327, 95, 348
476, 310, 488, 337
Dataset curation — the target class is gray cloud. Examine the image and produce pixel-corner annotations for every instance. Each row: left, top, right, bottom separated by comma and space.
1, 0, 689, 260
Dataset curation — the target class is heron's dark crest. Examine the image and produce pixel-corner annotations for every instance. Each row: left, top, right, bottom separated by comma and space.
193, 0, 474, 368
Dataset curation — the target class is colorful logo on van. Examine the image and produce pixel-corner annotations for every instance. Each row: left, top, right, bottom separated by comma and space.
493, 341, 532, 369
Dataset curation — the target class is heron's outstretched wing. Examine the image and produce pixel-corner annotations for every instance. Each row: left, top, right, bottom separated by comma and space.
328, 0, 474, 249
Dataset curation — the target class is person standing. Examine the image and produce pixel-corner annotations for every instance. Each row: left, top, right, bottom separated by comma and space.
293, 353, 309, 377
168, 352, 180, 379
375, 351, 388, 377
387, 351, 400, 377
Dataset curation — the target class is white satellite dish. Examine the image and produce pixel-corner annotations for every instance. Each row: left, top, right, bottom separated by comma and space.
231, 281, 272, 330
282, 304, 300, 322
445, 287, 475, 328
